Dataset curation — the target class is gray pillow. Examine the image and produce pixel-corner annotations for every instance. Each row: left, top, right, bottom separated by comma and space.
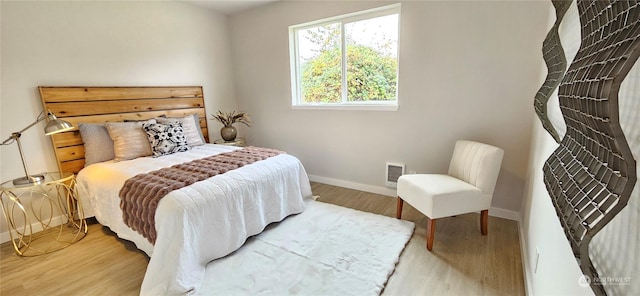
78, 123, 115, 166
156, 114, 205, 146
105, 119, 156, 161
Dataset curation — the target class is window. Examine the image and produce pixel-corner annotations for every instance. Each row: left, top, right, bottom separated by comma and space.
289, 4, 400, 110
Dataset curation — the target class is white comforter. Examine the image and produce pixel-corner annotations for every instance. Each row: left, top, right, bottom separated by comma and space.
76, 144, 312, 295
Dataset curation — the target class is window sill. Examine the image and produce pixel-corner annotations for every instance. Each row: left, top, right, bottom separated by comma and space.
292, 104, 398, 111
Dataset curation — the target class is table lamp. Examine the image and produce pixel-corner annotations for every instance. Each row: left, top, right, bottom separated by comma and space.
1, 111, 74, 186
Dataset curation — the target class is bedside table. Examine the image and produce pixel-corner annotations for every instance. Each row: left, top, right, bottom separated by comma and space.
0, 172, 87, 256
213, 137, 247, 147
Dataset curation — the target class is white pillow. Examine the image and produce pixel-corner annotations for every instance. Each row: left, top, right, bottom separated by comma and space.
105, 119, 156, 161
156, 114, 205, 146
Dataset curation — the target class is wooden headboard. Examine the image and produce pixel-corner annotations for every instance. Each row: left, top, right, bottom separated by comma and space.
39, 86, 209, 174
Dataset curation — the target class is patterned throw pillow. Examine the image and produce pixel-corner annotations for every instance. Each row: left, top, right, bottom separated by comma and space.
142, 122, 190, 157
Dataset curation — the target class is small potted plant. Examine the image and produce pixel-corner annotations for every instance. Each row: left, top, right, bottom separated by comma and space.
210, 110, 252, 141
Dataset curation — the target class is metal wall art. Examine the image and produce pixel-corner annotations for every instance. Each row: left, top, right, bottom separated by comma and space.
542, 1, 639, 295
535, 0, 572, 143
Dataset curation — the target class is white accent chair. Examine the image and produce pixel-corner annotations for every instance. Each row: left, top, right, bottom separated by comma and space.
396, 140, 504, 251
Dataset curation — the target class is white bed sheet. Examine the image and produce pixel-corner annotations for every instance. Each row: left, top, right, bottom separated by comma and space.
76, 144, 312, 295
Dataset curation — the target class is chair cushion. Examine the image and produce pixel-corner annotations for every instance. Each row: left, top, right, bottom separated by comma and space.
397, 174, 491, 219
448, 140, 504, 195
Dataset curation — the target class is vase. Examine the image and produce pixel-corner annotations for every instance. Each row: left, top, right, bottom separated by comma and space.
220, 125, 237, 141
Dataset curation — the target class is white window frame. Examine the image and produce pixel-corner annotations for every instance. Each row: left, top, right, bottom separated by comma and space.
288, 4, 401, 111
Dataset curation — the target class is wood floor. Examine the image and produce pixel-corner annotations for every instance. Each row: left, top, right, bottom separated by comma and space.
0, 182, 524, 295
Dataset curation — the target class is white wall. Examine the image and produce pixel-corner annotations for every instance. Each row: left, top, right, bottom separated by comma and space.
0, 0, 235, 235
0, 2, 4, 185
520, 1, 639, 295
521, 122, 595, 295
228, 0, 550, 216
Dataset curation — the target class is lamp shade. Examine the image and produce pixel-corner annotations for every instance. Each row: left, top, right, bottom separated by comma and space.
44, 113, 73, 135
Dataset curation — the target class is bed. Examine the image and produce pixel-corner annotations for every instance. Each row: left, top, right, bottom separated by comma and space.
39, 86, 312, 295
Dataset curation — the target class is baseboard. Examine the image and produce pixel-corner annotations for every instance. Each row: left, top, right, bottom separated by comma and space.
1, 215, 66, 244
519, 219, 534, 296
308, 175, 398, 197
1, 231, 11, 244
489, 206, 521, 221
308, 174, 521, 221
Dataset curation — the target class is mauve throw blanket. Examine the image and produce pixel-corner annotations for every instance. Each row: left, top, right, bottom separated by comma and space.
119, 146, 283, 244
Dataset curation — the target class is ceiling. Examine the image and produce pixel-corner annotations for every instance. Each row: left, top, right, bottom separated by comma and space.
180, 0, 278, 15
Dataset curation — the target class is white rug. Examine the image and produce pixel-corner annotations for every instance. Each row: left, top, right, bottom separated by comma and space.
195, 200, 415, 295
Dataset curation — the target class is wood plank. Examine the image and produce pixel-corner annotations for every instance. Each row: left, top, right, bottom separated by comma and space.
39, 86, 203, 102
60, 159, 85, 174
198, 116, 208, 129
58, 108, 206, 126
47, 110, 207, 136
201, 128, 210, 143
47, 98, 204, 117
56, 146, 85, 162
51, 131, 83, 148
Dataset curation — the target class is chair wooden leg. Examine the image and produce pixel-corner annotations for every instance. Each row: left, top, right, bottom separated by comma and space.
426, 218, 435, 251
481, 210, 488, 235
396, 197, 404, 219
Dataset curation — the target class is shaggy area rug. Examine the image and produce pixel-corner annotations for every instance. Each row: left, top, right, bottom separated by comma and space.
196, 200, 415, 295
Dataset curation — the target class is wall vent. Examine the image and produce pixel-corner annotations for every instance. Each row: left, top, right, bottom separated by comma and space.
386, 162, 405, 188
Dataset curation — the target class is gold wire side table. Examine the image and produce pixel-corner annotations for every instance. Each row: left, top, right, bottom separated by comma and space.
0, 172, 87, 256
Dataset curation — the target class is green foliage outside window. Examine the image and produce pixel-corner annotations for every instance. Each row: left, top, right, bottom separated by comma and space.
300, 45, 398, 103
